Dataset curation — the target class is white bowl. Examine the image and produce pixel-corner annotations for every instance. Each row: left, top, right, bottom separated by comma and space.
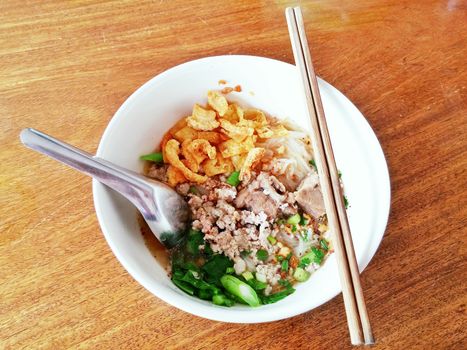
93, 55, 390, 323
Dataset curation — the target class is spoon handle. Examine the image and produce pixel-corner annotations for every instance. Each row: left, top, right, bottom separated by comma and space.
20, 127, 153, 210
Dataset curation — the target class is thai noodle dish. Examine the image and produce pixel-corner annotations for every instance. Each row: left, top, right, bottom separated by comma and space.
140, 90, 344, 307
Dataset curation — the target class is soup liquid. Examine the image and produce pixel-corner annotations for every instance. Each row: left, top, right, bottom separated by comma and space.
138, 214, 170, 270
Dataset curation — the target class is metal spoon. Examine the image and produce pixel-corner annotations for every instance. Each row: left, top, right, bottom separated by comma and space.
20, 128, 190, 248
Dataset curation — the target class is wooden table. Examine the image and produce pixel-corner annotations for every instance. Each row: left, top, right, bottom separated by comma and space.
1, 1, 466, 348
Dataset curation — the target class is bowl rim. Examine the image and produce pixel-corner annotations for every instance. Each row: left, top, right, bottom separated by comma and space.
92, 54, 391, 323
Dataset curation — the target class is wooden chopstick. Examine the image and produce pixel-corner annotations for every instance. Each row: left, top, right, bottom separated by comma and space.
285, 7, 374, 346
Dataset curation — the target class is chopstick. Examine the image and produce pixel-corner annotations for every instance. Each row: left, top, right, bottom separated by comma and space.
285, 7, 374, 346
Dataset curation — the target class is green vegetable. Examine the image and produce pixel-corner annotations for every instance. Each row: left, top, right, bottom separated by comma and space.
320, 239, 329, 251
299, 247, 325, 268
291, 224, 297, 233
220, 275, 261, 307
261, 288, 295, 304
140, 152, 163, 163
276, 255, 284, 262
172, 279, 195, 295
299, 215, 309, 226
293, 267, 311, 282
246, 279, 268, 291
203, 243, 214, 257
256, 249, 268, 261
181, 270, 219, 292
344, 195, 349, 209
242, 271, 254, 281
185, 229, 204, 256
226, 171, 241, 186
267, 236, 277, 245
202, 255, 233, 283
309, 159, 317, 171
240, 250, 251, 258
281, 259, 289, 272
278, 279, 292, 289
287, 213, 301, 225
338, 170, 342, 179
198, 289, 213, 300
189, 186, 200, 195
212, 294, 235, 307
225, 267, 235, 274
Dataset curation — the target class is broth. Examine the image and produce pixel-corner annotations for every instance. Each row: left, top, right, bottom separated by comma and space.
137, 214, 170, 270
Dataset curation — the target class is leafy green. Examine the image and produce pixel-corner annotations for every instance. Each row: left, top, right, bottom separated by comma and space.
256, 249, 268, 261
226, 171, 241, 186
197, 289, 213, 300
202, 255, 233, 282
185, 229, 204, 256
140, 152, 164, 163
262, 278, 296, 304
172, 279, 195, 295
181, 270, 219, 293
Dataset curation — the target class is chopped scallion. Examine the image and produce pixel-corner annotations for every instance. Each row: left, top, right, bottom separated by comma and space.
287, 213, 301, 225
226, 171, 241, 186
309, 159, 317, 171
256, 249, 268, 261
140, 152, 164, 163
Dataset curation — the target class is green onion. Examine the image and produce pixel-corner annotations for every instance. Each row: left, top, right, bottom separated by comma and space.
189, 186, 199, 195
281, 259, 289, 272
267, 236, 277, 245
299, 215, 309, 226
299, 247, 325, 268
287, 213, 301, 225
225, 267, 235, 274
309, 159, 317, 171
320, 239, 329, 251
256, 249, 268, 261
293, 267, 311, 282
140, 152, 163, 163
291, 224, 297, 233
240, 250, 251, 258
242, 271, 254, 281
226, 171, 241, 186
220, 275, 261, 307
344, 195, 349, 209
338, 170, 342, 179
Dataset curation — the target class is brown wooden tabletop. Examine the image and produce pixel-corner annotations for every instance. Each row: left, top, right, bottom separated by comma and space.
1, 1, 466, 349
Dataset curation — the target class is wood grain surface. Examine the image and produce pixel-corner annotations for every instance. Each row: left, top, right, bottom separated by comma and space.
1, 0, 466, 349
